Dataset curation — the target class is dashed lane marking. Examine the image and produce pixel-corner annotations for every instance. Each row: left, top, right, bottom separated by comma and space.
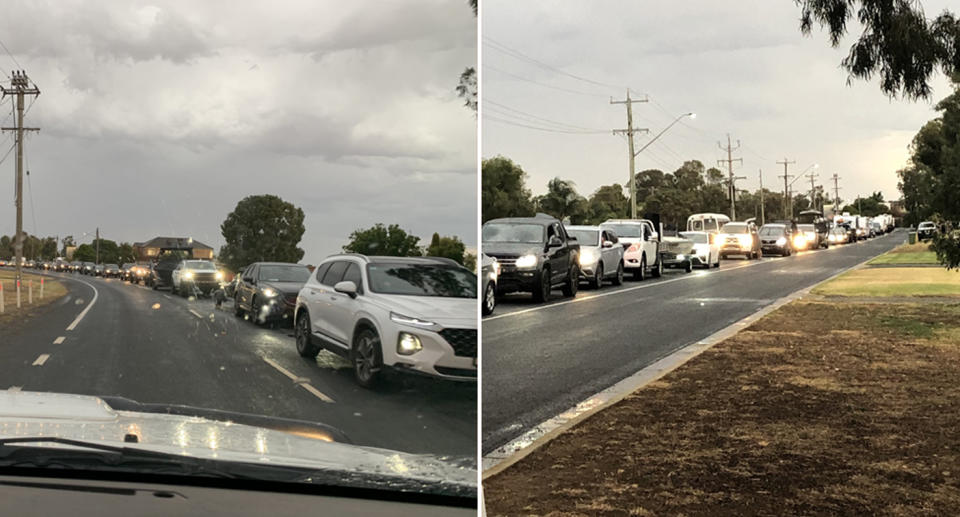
32, 354, 50, 366
188, 309, 204, 319
262, 356, 335, 403
53, 337, 65, 345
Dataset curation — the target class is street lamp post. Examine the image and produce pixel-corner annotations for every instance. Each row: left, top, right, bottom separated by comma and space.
787, 163, 818, 218
630, 112, 695, 218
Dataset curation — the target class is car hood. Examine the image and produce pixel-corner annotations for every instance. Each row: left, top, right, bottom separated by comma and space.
260, 281, 305, 294
0, 391, 476, 492
376, 295, 476, 328
481, 242, 543, 256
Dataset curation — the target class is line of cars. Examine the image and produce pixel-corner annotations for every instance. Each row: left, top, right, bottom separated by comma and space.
480, 210, 898, 315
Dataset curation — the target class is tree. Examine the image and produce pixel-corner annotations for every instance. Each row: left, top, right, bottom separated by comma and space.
40, 237, 58, 260
585, 184, 629, 224
537, 177, 586, 223
799, 0, 960, 100
463, 252, 477, 272
425, 233, 467, 265
343, 223, 422, 257
118, 243, 136, 264
482, 156, 535, 222
455, 1, 478, 111
219, 195, 306, 272
61, 235, 74, 257
0, 235, 11, 259
74, 243, 95, 262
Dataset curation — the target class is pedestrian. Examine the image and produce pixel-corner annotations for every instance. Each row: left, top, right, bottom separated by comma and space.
213, 286, 227, 309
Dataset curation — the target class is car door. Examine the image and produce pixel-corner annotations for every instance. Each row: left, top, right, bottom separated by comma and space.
311, 260, 350, 349
238, 265, 258, 309
545, 223, 568, 284
642, 221, 658, 263
325, 262, 364, 346
600, 230, 618, 275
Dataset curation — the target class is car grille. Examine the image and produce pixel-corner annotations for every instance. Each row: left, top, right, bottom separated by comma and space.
439, 328, 477, 358
486, 254, 516, 267
191, 272, 217, 282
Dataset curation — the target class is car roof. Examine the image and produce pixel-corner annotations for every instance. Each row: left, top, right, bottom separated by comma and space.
484, 217, 553, 225
249, 262, 305, 267
601, 219, 649, 225
564, 225, 601, 231
322, 254, 462, 267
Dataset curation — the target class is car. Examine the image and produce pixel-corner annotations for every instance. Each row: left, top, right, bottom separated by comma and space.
717, 220, 762, 259
103, 264, 121, 278
234, 262, 312, 325
293, 255, 477, 388
759, 224, 797, 256
120, 263, 135, 280
482, 214, 580, 302
827, 226, 849, 245
600, 219, 661, 280
798, 224, 828, 249
171, 259, 223, 297
93, 264, 105, 276
679, 231, 721, 268
686, 213, 731, 233
917, 221, 937, 240
481, 253, 498, 316
564, 225, 625, 289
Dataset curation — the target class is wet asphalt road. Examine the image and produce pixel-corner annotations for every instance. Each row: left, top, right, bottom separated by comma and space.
482, 230, 904, 454
0, 270, 476, 459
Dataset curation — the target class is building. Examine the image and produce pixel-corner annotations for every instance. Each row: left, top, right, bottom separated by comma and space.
133, 237, 214, 262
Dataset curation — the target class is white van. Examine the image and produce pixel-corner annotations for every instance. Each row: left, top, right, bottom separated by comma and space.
686, 213, 731, 234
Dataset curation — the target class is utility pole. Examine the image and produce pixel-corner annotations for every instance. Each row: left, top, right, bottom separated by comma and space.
759, 169, 765, 225
1, 71, 41, 284
611, 90, 649, 219
831, 173, 841, 216
717, 134, 744, 219
777, 158, 796, 220
806, 171, 819, 213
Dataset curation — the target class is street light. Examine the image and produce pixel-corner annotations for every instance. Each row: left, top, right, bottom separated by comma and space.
630, 112, 695, 217
787, 163, 818, 218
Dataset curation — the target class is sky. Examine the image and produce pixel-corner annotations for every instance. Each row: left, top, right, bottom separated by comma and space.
481, 0, 954, 208
0, 0, 477, 259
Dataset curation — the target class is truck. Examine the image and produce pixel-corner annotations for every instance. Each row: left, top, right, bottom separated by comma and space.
600, 217, 663, 280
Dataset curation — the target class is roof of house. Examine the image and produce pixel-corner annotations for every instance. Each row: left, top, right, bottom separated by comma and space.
133, 237, 214, 250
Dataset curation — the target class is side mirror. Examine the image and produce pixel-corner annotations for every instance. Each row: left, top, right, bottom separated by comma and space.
334, 280, 358, 298
547, 236, 563, 248
602, 240, 614, 248
649, 232, 658, 241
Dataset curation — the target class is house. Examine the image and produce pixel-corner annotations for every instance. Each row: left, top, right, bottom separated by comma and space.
133, 237, 214, 262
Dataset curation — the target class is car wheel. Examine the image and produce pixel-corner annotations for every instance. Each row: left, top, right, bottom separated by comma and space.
561, 265, 579, 297
714, 256, 721, 268
589, 263, 603, 289
612, 261, 624, 286
532, 268, 551, 303
180, 283, 190, 298
684, 260, 693, 273
651, 256, 662, 278
634, 255, 646, 281
352, 327, 383, 389
482, 281, 496, 316
234, 295, 245, 317
295, 311, 320, 358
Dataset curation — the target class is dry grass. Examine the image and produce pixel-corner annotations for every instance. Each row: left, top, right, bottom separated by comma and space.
484, 301, 960, 516
0, 269, 68, 327
812, 267, 960, 297
869, 242, 938, 265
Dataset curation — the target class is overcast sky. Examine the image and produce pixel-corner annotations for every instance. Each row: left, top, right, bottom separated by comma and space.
0, 0, 477, 259
482, 0, 953, 207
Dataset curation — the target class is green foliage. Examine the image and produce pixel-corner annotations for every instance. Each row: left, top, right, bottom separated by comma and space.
584, 184, 629, 224
73, 243, 95, 262
482, 156, 535, 222
536, 177, 587, 223
343, 223, 422, 257
425, 233, 467, 265
457, 67, 477, 112
219, 194, 306, 272
463, 252, 477, 272
841, 192, 890, 217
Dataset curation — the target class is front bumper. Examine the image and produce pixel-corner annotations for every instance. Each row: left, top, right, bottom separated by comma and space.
495, 268, 538, 293
382, 326, 477, 382
661, 252, 697, 268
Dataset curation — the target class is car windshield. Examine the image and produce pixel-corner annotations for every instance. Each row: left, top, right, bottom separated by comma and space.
259, 265, 310, 283
760, 225, 786, 236
367, 263, 477, 298
601, 224, 643, 238
679, 232, 708, 244
720, 223, 747, 234
919, 222, 935, 228
483, 223, 545, 243
566, 229, 599, 246
183, 261, 216, 270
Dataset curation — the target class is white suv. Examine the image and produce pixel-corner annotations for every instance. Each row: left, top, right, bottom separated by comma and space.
293, 254, 477, 388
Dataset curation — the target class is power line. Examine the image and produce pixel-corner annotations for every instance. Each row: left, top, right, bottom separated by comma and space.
484, 64, 610, 98
483, 36, 623, 91
484, 98, 605, 132
0, 38, 20, 75
482, 113, 607, 134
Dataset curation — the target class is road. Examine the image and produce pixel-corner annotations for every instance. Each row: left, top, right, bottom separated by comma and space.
482, 230, 904, 454
0, 270, 476, 458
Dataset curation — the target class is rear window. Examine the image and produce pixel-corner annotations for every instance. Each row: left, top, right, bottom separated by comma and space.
720, 223, 747, 233
565, 229, 599, 246
601, 224, 643, 238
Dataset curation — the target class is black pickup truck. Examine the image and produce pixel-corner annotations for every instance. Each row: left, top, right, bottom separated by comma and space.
482, 213, 580, 303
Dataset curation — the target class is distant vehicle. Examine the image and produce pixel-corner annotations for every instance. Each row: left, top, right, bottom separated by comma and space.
917, 221, 937, 240
679, 231, 721, 268
797, 210, 829, 247
80, 262, 95, 275
717, 221, 761, 259
759, 224, 797, 256
827, 226, 849, 245
103, 264, 121, 278
234, 262, 311, 324
294, 255, 477, 388
171, 259, 222, 297
482, 214, 580, 302
481, 253, 498, 316
686, 213, 731, 234
565, 225, 625, 289
600, 219, 661, 280
25, 260, 35, 269
93, 264, 105, 276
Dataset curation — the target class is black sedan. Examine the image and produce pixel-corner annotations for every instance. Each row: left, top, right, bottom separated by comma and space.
234, 262, 311, 325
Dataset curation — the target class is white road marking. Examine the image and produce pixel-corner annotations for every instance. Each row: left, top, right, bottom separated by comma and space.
66, 278, 98, 331
7, 386, 21, 392
53, 336, 65, 345
188, 309, 204, 319
163, 294, 172, 299
262, 357, 335, 403
32, 354, 50, 366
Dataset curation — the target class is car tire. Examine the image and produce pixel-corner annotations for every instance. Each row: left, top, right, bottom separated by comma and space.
651, 256, 662, 278
234, 295, 245, 317
684, 260, 693, 273
634, 255, 646, 281
714, 256, 720, 268
561, 265, 579, 297
482, 281, 496, 316
612, 261, 624, 286
352, 327, 383, 389
589, 263, 603, 289
295, 311, 320, 358
532, 268, 551, 303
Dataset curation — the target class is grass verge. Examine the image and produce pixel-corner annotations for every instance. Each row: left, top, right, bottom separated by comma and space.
812, 267, 960, 297
868, 242, 938, 265
0, 270, 68, 327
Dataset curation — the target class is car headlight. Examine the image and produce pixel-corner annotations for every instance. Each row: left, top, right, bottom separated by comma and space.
397, 332, 422, 355
828, 235, 837, 242
262, 287, 277, 297
515, 254, 538, 269
390, 312, 438, 329
215, 271, 224, 280
737, 234, 751, 247
578, 249, 599, 266
793, 235, 807, 248
183, 271, 194, 279
776, 237, 786, 246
